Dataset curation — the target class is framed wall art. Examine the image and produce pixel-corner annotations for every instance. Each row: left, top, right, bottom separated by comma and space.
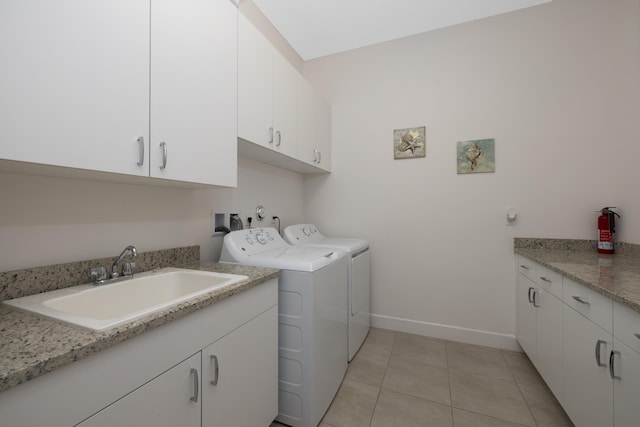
393, 127, 425, 159
457, 138, 495, 174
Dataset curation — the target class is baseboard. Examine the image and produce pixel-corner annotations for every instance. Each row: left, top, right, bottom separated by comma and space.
371, 313, 522, 352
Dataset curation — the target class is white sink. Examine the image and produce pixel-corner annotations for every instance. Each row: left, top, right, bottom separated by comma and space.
3, 267, 248, 331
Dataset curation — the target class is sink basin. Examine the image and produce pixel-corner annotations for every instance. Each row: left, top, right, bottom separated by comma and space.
3, 267, 248, 331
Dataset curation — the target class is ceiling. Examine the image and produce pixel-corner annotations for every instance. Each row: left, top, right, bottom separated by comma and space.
251, 0, 551, 60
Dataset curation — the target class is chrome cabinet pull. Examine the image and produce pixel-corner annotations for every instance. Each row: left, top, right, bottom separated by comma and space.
268, 127, 274, 145
276, 130, 281, 147
313, 149, 319, 163
531, 289, 539, 307
136, 136, 145, 166
520, 265, 530, 270
190, 368, 199, 402
317, 150, 321, 163
528, 287, 534, 304
609, 350, 621, 380
539, 277, 552, 283
595, 340, 608, 367
159, 142, 167, 170
572, 296, 590, 305
210, 355, 219, 386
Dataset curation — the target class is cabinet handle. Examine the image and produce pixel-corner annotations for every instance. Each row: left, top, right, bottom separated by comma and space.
159, 142, 168, 170
190, 368, 199, 402
210, 355, 219, 386
531, 289, 540, 307
136, 136, 145, 166
276, 130, 281, 147
268, 127, 274, 145
317, 150, 321, 163
609, 350, 621, 380
527, 287, 534, 304
520, 265, 530, 270
539, 277, 552, 283
595, 340, 608, 367
572, 295, 590, 305
313, 149, 319, 163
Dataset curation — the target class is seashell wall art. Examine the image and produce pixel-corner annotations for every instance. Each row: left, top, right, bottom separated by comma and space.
393, 126, 426, 159
457, 138, 495, 174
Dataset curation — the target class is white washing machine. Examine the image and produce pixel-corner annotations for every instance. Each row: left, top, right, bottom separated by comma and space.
219, 227, 348, 427
283, 224, 370, 361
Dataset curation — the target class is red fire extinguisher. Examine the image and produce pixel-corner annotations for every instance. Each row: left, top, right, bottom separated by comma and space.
597, 207, 620, 254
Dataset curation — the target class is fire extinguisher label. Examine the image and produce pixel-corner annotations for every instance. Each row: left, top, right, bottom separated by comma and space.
598, 230, 613, 250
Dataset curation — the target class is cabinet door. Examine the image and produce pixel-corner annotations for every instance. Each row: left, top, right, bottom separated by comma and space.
150, 0, 237, 186
237, 14, 274, 148
535, 288, 563, 402
297, 78, 317, 166
314, 95, 332, 171
77, 353, 201, 427
612, 339, 640, 427
517, 273, 537, 358
0, 0, 149, 176
272, 53, 299, 158
563, 306, 613, 427
202, 306, 278, 427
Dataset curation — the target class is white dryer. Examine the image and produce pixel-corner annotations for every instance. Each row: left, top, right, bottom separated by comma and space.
220, 227, 348, 427
283, 224, 370, 361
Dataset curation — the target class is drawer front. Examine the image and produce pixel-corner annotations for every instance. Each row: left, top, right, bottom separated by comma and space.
614, 301, 640, 353
518, 256, 538, 282
563, 278, 613, 333
536, 265, 562, 299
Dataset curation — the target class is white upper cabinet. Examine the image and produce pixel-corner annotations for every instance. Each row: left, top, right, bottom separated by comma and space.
0, 0, 238, 187
297, 78, 331, 172
238, 13, 331, 174
237, 13, 274, 149
150, 0, 238, 186
272, 53, 299, 158
238, 13, 297, 158
0, 0, 150, 176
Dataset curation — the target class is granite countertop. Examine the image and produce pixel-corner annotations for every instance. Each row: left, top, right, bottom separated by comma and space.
0, 262, 279, 394
514, 240, 640, 313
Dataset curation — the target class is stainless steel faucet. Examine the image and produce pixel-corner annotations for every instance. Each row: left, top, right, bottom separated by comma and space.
111, 245, 138, 278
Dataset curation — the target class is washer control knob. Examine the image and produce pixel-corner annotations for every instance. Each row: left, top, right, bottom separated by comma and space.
303, 227, 311, 236
245, 236, 254, 245
255, 234, 267, 244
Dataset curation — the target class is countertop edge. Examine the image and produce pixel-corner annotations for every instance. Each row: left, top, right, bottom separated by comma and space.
514, 247, 640, 313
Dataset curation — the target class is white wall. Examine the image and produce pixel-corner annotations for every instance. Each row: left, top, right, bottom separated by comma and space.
302, 0, 640, 349
0, 156, 304, 272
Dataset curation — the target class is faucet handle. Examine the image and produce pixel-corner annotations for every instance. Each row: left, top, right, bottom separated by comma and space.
90, 266, 107, 282
122, 262, 136, 277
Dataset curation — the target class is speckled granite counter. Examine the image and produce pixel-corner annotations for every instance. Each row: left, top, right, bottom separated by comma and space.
0, 262, 279, 393
514, 238, 640, 313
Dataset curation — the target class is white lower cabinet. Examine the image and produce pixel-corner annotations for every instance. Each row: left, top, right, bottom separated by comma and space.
0, 279, 278, 427
516, 272, 537, 357
533, 287, 563, 400
78, 306, 278, 427
77, 353, 201, 427
202, 306, 278, 427
562, 305, 613, 427
612, 338, 640, 427
516, 260, 563, 401
612, 302, 640, 427
517, 256, 640, 427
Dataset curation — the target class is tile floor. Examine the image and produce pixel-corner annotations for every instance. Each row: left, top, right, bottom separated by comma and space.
271, 328, 574, 427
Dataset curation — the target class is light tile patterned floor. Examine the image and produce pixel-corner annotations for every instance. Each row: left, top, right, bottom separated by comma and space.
271, 328, 574, 427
